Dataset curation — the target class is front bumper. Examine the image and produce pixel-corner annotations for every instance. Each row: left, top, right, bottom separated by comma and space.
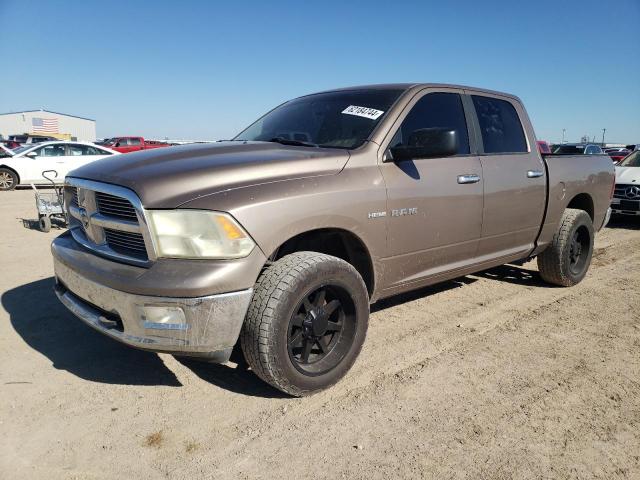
53, 255, 253, 360
601, 207, 612, 228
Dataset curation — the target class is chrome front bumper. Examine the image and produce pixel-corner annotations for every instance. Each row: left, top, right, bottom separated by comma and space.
53, 257, 252, 360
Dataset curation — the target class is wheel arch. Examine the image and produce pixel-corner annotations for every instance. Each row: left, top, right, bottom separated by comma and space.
0, 165, 21, 185
269, 227, 376, 298
566, 193, 594, 221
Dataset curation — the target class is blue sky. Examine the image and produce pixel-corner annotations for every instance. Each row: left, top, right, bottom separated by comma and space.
1, 0, 638, 143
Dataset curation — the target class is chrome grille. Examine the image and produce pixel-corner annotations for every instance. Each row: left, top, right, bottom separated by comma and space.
96, 192, 138, 221
65, 179, 153, 267
104, 229, 148, 260
614, 184, 640, 200
66, 186, 79, 207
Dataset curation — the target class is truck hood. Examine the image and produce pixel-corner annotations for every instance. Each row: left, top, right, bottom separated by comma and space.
68, 142, 350, 208
615, 166, 640, 184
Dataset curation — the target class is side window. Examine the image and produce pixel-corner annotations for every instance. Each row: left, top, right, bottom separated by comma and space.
87, 146, 108, 155
37, 145, 66, 157
586, 145, 602, 155
115, 138, 128, 146
68, 144, 88, 156
129, 138, 141, 146
390, 92, 470, 155
472, 96, 528, 153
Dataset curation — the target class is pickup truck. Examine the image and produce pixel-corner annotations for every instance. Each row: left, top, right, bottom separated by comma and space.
51, 83, 614, 396
98, 136, 171, 154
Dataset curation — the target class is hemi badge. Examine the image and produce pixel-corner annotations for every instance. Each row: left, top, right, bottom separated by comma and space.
368, 211, 387, 219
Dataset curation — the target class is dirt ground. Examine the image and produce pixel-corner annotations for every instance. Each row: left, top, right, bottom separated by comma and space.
1, 188, 639, 480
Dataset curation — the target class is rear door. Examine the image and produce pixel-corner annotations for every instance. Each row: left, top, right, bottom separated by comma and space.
379, 88, 483, 290
466, 92, 546, 259
66, 144, 113, 173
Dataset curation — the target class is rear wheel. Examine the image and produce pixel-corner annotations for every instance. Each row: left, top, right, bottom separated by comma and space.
537, 208, 594, 286
0, 168, 18, 191
241, 252, 369, 396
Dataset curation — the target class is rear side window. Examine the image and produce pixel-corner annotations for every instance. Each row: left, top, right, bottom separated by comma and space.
472, 96, 527, 153
129, 138, 142, 145
390, 92, 470, 154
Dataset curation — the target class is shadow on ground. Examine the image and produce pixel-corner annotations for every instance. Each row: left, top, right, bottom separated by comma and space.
606, 215, 640, 230
2, 277, 181, 386
2, 277, 286, 396
20, 217, 66, 231
176, 354, 288, 399
475, 264, 548, 287
3, 263, 551, 395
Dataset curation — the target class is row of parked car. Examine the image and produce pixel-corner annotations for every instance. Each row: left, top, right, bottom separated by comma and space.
0, 136, 175, 191
536, 140, 639, 163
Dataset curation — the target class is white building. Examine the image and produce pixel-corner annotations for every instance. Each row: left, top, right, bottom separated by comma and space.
0, 109, 96, 141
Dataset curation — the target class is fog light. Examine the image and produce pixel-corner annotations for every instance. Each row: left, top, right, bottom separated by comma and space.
139, 305, 188, 330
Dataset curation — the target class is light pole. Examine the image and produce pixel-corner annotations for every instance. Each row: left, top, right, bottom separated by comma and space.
601, 128, 606, 146
562, 129, 566, 143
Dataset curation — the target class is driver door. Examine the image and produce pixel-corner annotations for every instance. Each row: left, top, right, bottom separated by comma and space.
379, 88, 483, 292
24, 144, 69, 183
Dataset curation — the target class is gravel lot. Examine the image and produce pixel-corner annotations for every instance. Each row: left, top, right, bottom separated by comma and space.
1, 188, 639, 480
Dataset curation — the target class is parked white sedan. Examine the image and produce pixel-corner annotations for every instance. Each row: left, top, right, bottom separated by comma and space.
611, 150, 640, 216
0, 141, 119, 191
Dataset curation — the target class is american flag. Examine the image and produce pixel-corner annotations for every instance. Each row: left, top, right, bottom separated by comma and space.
32, 117, 59, 133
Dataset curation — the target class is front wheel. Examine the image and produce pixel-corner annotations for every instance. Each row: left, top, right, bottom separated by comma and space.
0, 168, 18, 191
241, 252, 369, 397
537, 208, 594, 287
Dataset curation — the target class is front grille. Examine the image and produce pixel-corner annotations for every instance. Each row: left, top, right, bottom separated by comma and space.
66, 180, 152, 266
66, 186, 79, 207
614, 184, 640, 200
96, 192, 138, 221
104, 228, 148, 261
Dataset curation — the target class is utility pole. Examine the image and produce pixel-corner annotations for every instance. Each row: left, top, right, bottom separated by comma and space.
602, 128, 606, 146
562, 128, 566, 143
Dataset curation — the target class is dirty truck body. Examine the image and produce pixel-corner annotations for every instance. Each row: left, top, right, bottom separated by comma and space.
52, 84, 614, 395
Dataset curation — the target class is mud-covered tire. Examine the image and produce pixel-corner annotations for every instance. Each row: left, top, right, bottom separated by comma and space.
537, 208, 594, 287
241, 252, 369, 397
0, 168, 18, 191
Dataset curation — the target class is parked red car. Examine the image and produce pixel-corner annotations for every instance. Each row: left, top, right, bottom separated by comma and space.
98, 136, 171, 154
605, 148, 630, 163
536, 140, 551, 154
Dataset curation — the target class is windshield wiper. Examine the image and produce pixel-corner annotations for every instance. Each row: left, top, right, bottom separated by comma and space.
266, 137, 318, 148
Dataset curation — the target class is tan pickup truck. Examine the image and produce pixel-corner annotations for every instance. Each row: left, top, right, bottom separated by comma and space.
52, 84, 614, 396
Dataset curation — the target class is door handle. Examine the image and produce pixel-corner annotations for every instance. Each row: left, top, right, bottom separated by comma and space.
457, 174, 480, 184
527, 170, 544, 178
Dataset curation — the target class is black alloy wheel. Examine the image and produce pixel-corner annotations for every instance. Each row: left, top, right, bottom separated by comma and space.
287, 285, 357, 376
568, 225, 590, 276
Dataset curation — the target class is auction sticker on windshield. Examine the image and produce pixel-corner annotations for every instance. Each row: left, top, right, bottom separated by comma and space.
341, 105, 384, 120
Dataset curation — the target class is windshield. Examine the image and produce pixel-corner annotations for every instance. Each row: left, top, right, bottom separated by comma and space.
234, 89, 404, 149
553, 145, 585, 154
12, 145, 33, 155
619, 151, 640, 167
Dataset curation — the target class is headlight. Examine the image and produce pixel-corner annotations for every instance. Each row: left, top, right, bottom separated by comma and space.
147, 210, 255, 259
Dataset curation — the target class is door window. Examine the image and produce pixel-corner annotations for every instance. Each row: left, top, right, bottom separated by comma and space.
390, 92, 470, 154
129, 138, 142, 146
34, 144, 66, 157
472, 96, 527, 153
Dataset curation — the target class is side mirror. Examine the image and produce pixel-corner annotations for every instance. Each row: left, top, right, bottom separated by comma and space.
388, 128, 458, 161
26, 151, 38, 158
